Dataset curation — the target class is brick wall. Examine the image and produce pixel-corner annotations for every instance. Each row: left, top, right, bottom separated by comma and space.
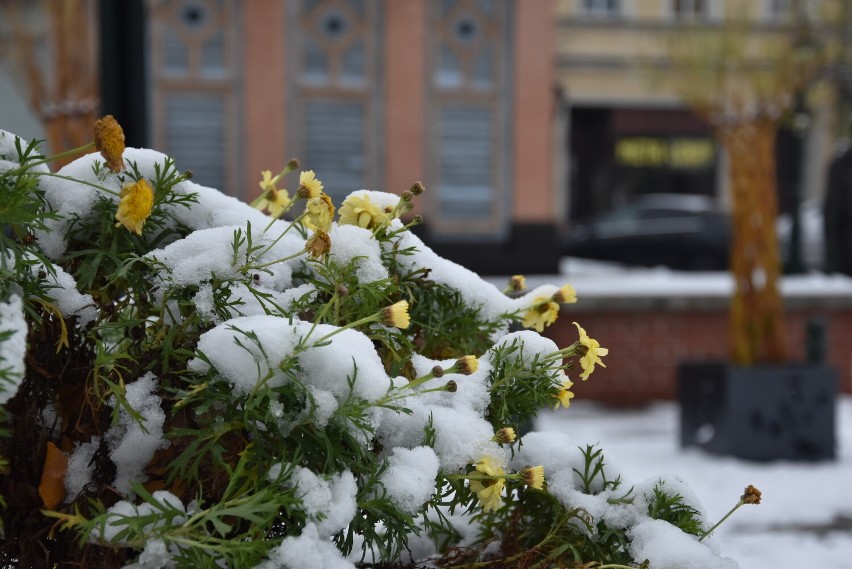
546, 297, 852, 406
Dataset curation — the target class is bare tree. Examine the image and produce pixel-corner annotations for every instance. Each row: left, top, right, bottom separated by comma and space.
0, 0, 99, 163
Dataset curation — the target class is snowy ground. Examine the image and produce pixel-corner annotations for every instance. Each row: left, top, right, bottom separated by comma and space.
536, 397, 852, 569
516, 258, 852, 569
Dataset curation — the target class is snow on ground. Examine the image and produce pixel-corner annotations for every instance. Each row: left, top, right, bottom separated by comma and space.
536, 397, 852, 569
504, 257, 852, 299
516, 258, 852, 569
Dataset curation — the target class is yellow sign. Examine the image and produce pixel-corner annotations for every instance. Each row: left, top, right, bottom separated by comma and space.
615, 137, 715, 168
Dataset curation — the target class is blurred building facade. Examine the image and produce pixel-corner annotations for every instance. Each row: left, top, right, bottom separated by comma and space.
1, 0, 849, 273
146, 0, 557, 274
556, 0, 840, 224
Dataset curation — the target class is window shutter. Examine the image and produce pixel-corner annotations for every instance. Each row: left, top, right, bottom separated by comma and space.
164, 92, 227, 191
437, 104, 493, 219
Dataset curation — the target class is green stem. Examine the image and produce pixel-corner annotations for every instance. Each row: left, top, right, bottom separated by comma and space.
312, 313, 380, 345
699, 500, 744, 542
34, 171, 120, 196
247, 248, 306, 271
10, 141, 96, 173
258, 211, 307, 257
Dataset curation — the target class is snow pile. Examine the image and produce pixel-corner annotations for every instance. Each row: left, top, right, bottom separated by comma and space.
0, 130, 745, 569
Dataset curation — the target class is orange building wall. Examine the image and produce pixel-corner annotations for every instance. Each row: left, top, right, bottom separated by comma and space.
242, 0, 287, 200
513, 0, 555, 223
385, 0, 426, 198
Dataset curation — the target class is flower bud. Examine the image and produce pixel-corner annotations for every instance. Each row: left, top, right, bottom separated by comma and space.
454, 355, 478, 375
409, 181, 425, 195
493, 427, 516, 444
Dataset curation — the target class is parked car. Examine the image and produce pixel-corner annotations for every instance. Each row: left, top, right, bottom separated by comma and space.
776, 199, 824, 271
563, 193, 731, 270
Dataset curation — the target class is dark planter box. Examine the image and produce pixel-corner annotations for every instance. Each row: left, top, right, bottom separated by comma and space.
679, 362, 837, 461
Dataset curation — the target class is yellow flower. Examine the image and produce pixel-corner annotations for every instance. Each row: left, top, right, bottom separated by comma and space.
338, 193, 388, 229
114, 179, 154, 235
520, 465, 545, 490
303, 194, 335, 232
453, 355, 478, 375
305, 230, 331, 259
554, 379, 575, 409
296, 170, 323, 199
468, 456, 505, 512
522, 297, 560, 332
493, 427, 516, 444
574, 322, 608, 380
382, 300, 410, 329
256, 171, 292, 218
258, 188, 292, 218
553, 284, 577, 304
93, 115, 125, 173
509, 275, 526, 292
258, 170, 281, 193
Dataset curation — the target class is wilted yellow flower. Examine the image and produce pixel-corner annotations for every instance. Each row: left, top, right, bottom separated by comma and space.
303, 194, 335, 232
454, 355, 478, 375
742, 485, 762, 505
382, 300, 410, 329
305, 230, 332, 258
553, 284, 577, 304
296, 170, 323, 199
468, 456, 505, 512
338, 193, 387, 229
522, 297, 560, 332
93, 115, 125, 172
520, 465, 545, 490
114, 179, 154, 235
554, 379, 575, 409
574, 322, 608, 380
493, 427, 516, 444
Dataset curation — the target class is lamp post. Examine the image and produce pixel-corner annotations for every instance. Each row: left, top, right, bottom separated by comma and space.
786, 106, 808, 274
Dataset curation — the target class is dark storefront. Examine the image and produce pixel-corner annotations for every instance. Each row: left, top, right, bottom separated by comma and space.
569, 107, 717, 222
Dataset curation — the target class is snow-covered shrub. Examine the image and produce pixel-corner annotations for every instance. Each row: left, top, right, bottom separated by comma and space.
0, 120, 748, 568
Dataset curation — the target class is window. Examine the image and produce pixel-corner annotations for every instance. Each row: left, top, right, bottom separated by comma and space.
580, 0, 621, 17
428, 0, 511, 236
671, 0, 708, 20
288, 0, 381, 206
764, 0, 792, 21
149, 0, 240, 197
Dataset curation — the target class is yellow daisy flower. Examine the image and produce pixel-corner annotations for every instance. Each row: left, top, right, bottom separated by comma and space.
338, 193, 388, 229
574, 322, 608, 380
553, 284, 577, 304
114, 179, 154, 235
522, 297, 560, 332
469, 456, 505, 513
303, 194, 335, 232
493, 427, 516, 444
258, 170, 281, 193
93, 115, 125, 173
296, 170, 324, 199
554, 379, 575, 409
509, 275, 526, 292
382, 300, 410, 329
520, 465, 545, 490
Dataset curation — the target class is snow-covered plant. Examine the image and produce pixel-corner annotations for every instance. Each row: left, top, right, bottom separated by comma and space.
0, 119, 747, 568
